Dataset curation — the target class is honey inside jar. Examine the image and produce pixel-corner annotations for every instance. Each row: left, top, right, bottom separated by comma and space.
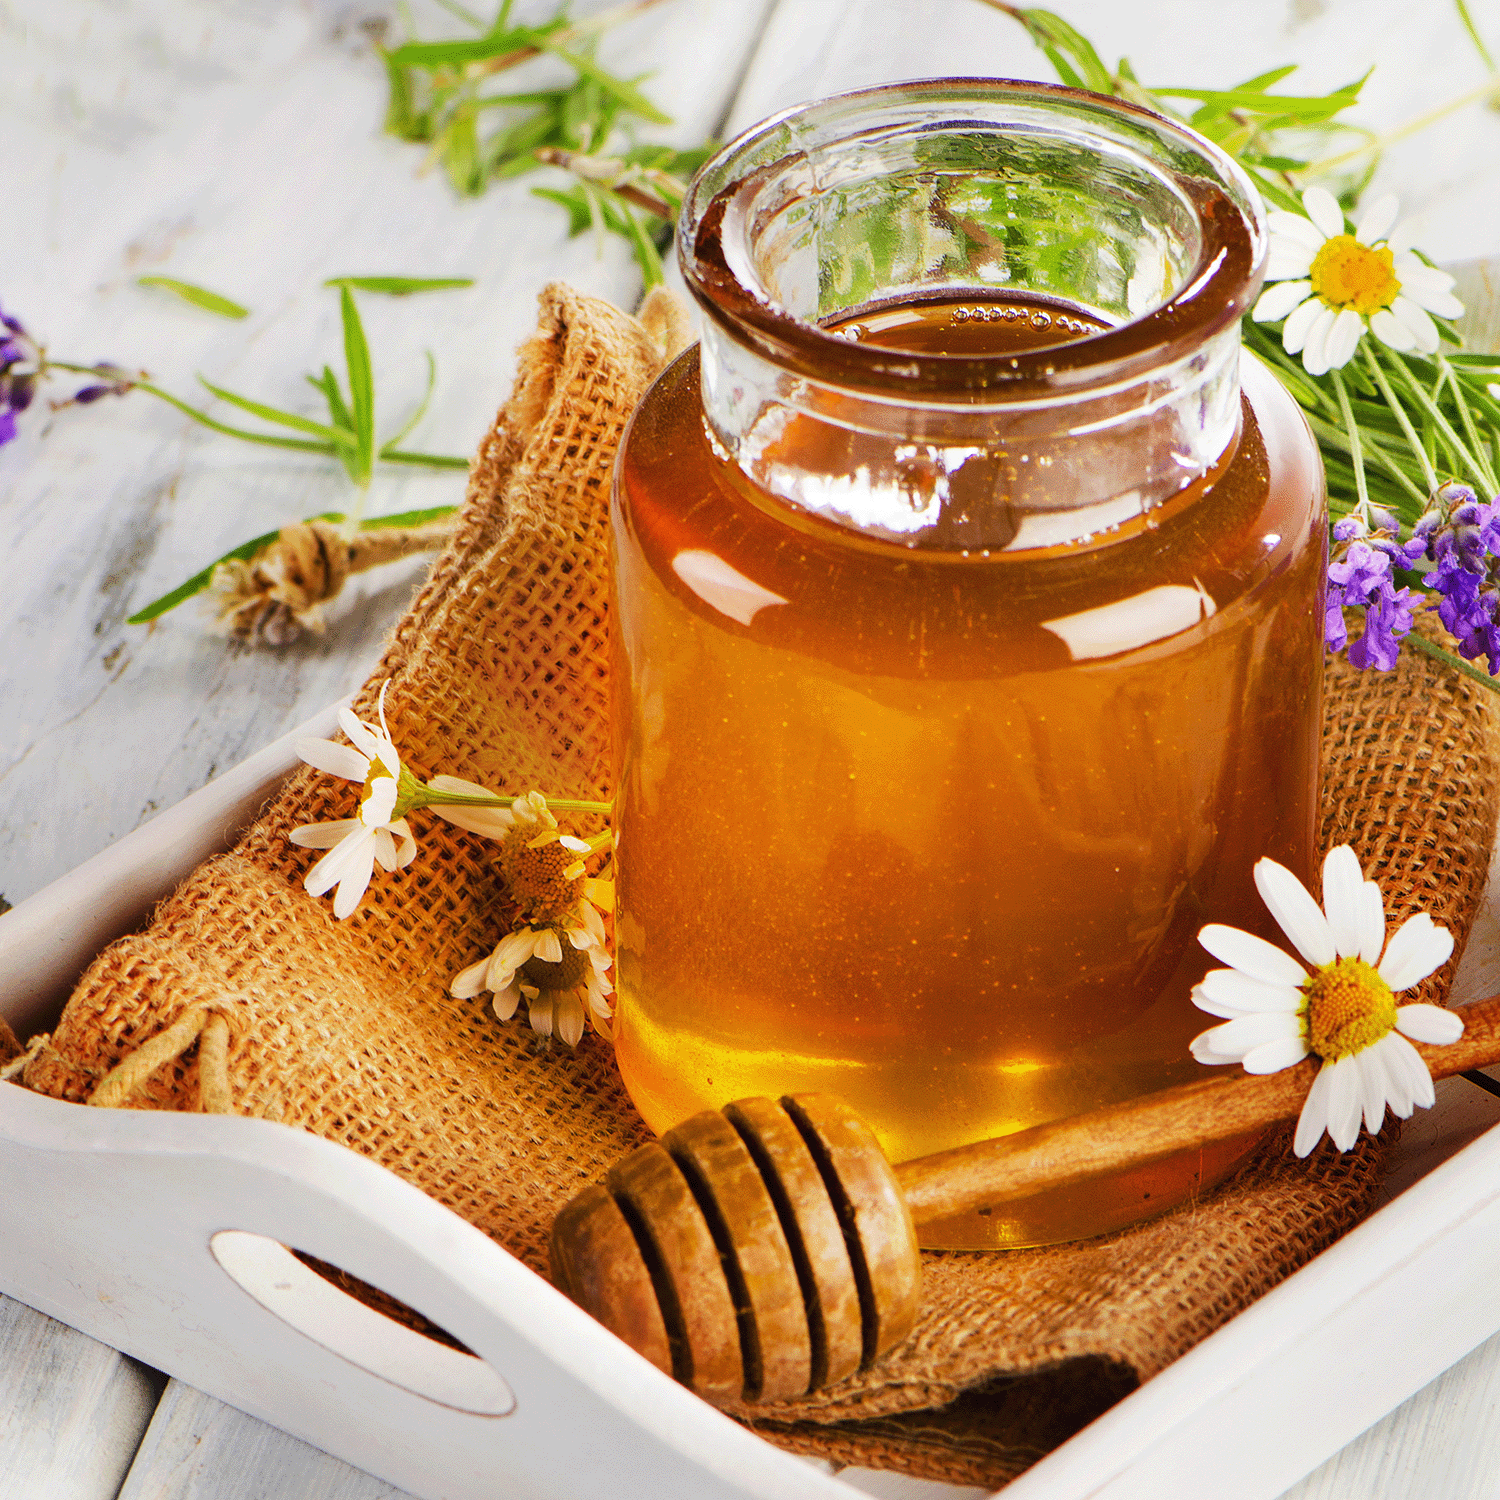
610, 82, 1327, 1248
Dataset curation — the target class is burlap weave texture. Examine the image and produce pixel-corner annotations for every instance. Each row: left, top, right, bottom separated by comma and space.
20, 286, 1500, 1491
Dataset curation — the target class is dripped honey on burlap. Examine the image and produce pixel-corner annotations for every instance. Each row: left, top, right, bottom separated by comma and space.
17, 286, 1500, 1493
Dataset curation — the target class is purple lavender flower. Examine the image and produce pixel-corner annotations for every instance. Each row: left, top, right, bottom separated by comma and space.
1406, 481, 1500, 675
0, 301, 40, 450
1326, 534, 1415, 669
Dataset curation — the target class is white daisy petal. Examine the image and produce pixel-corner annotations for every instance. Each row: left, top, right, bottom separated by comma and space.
338, 707, 386, 763
1354, 193, 1399, 246
528, 994, 555, 1037
1301, 306, 1340, 377
556, 993, 586, 1047
535, 928, 563, 964
1357, 881, 1386, 966
1322, 846, 1367, 959
1281, 293, 1327, 355
1253, 281, 1314, 323
492, 978, 523, 1021
450, 955, 492, 999
1370, 308, 1418, 353
1198, 923, 1308, 986
297, 738, 370, 782
1242, 1034, 1311, 1074
290, 818, 363, 849
304, 828, 373, 898
1203, 1010, 1303, 1058
432, 805, 519, 839
1254, 857, 1336, 968
331, 836, 378, 920
1324, 307, 1366, 370
1196, 968, 1304, 1015
1378, 913, 1454, 991
1387, 219, 1421, 254
492, 928, 542, 980
1355, 1047, 1389, 1134
1191, 1028, 1240, 1065
1392, 255, 1457, 294
371, 826, 398, 872
1268, 211, 1327, 252
1371, 1032, 1416, 1118
1394, 1003, 1464, 1046
1265, 247, 1317, 281
1294, 1062, 1337, 1157
559, 835, 591, 853
1326, 1054, 1364, 1151
1402, 282, 1465, 321
1390, 296, 1440, 353
388, 819, 418, 869
1302, 186, 1345, 240
1390, 1031, 1436, 1110
361, 776, 397, 827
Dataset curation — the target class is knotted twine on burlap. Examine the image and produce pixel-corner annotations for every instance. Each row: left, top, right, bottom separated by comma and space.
18, 284, 1500, 1492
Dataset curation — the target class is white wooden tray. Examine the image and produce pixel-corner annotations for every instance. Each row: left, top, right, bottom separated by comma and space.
2, 712, 1499, 1500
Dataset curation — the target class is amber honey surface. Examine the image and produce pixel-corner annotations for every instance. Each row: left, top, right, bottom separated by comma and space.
610, 297, 1326, 1247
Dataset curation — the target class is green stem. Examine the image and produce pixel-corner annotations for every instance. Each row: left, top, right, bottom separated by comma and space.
1439, 356, 1498, 494
1386, 348, 1491, 489
1363, 343, 1438, 493
1304, 411, 1429, 507
417, 784, 611, 816
1404, 629, 1500, 695
583, 829, 614, 853
1331, 369, 1369, 514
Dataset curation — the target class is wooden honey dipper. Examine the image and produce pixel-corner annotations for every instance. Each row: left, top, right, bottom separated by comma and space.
550, 993, 1500, 1406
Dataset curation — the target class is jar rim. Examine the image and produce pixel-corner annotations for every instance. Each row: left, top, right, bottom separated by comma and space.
679, 77, 1268, 401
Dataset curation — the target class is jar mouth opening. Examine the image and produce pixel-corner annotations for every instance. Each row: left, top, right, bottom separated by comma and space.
680, 77, 1267, 401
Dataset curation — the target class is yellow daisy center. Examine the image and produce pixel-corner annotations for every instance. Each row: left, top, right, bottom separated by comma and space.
501, 832, 583, 924
1309, 235, 1400, 316
1301, 957, 1398, 1061
522, 941, 591, 991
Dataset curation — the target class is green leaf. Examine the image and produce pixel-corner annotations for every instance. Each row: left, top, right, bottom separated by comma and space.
440, 105, 486, 195
543, 45, 671, 124
386, 24, 548, 70
197, 376, 354, 446
324, 276, 475, 294
618, 200, 665, 288
126, 511, 342, 624
532, 184, 595, 237
381, 48, 429, 140
379, 350, 438, 454
380, 449, 471, 469
360, 504, 459, 528
310, 365, 355, 435
339, 286, 376, 486
135, 382, 337, 455
135, 276, 249, 319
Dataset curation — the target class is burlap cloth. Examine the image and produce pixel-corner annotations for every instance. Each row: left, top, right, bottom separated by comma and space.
17, 285, 1500, 1492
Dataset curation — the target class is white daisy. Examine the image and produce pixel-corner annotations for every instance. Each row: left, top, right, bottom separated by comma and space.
1252, 187, 1464, 376
289, 684, 417, 919
1190, 844, 1463, 1156
450, 910, 614, 1047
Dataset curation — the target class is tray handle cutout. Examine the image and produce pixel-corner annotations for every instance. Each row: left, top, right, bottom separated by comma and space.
210, 1230, 516, 1417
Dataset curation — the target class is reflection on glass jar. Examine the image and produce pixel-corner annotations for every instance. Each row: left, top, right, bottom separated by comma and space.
610, 80, 1326, 1248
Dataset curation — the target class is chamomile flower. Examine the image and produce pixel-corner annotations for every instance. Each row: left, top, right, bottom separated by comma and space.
290, 684, 417, 919
1190, 845, 1462, 1156
447, 788, 615, 1046
1252, 188, 1464, 375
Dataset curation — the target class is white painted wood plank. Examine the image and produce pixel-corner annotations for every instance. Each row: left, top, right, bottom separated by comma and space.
116, 1380, 414, 1500
0, 1292, 164, 1500
1278, 1327, 1500, 1500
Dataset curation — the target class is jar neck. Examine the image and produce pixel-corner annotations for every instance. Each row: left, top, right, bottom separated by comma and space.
681, 80, 1266, 553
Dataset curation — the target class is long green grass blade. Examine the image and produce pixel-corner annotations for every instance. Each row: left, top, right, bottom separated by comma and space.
380, 449, 470, 469
542, 45, 671, 123
197, 377, 354, 446
136, 276, 249, 319
339, 286, 376, 485
137, 383, 336, 454
324, 276, 474, 294
379, 351, 437, 455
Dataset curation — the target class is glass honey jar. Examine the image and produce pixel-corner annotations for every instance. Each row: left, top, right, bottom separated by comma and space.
609, 79, 1326, 1248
